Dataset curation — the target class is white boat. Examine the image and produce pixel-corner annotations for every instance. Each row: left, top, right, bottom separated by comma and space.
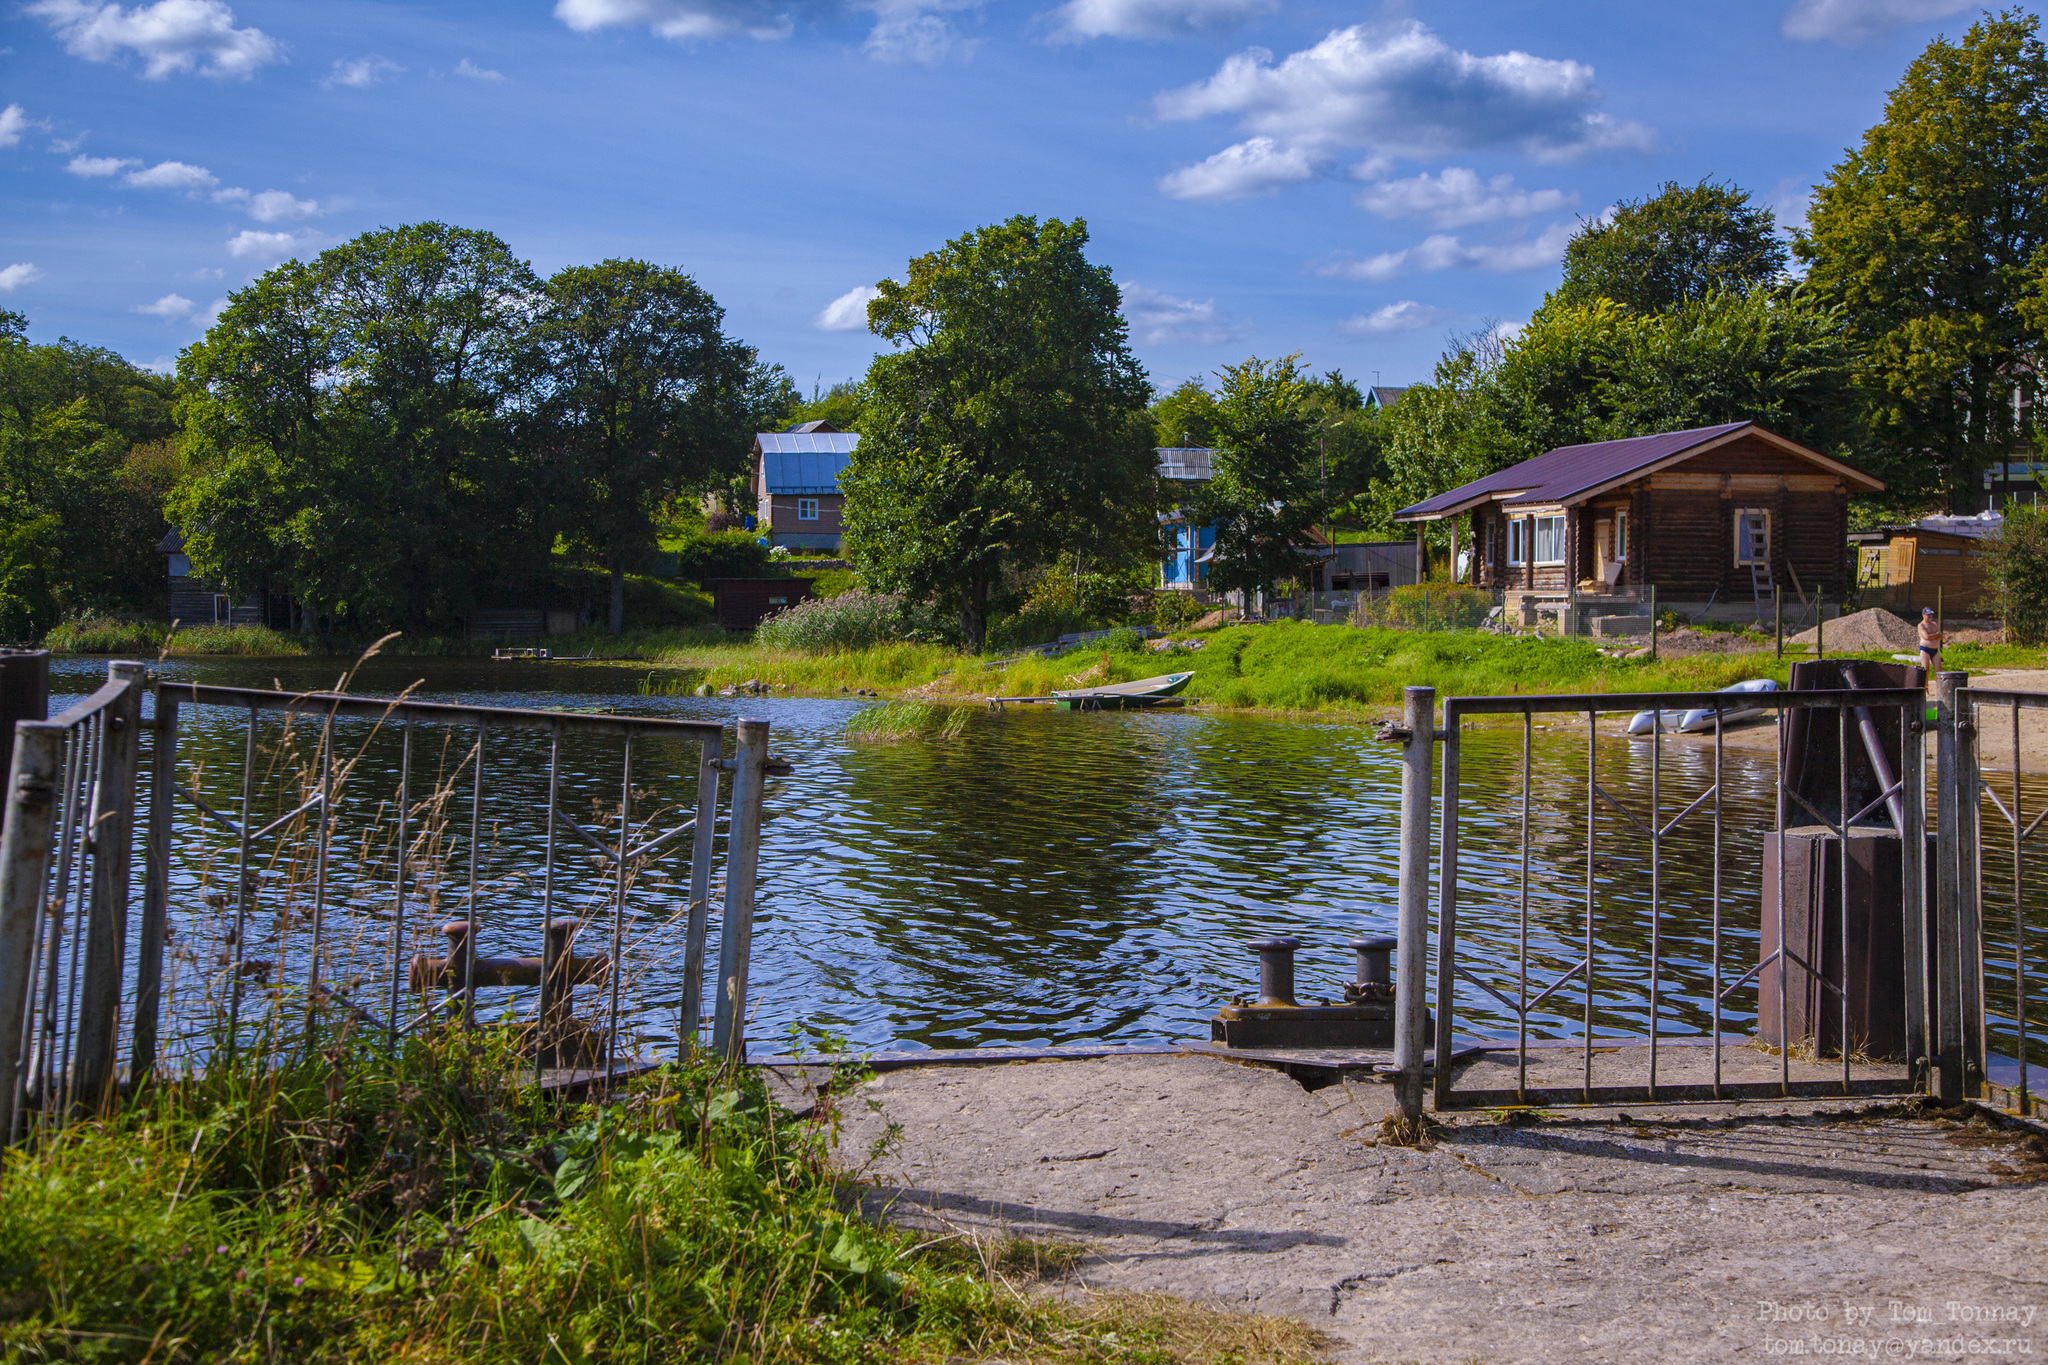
1626, 678, 1778, 736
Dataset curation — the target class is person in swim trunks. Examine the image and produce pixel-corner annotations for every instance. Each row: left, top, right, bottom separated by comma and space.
1918, 606, 1942, 687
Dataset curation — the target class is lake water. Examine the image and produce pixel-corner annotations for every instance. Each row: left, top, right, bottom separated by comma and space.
54, 653, 2032, 1065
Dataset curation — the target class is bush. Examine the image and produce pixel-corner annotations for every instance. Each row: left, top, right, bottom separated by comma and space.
672, 529, 772, 582
753, 590, 908, 651
1986, 504, 2048, 645
1150, 592, 1208, 629
44, 614, 167, 654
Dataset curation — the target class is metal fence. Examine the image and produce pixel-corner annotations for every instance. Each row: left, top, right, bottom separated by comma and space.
1381, 673, 2048, 1120
1, 665, 781, 1142
1954, 685, 2048, 1115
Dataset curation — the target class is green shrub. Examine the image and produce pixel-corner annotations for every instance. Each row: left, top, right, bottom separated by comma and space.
166, 624, 311, 656
1150, 591, 1208, 629
672, 529, 772, 582
986, 603, 1095, 651
44, 614, 167, 654
1986, 504, 2048, 645
753, 590, 908, 651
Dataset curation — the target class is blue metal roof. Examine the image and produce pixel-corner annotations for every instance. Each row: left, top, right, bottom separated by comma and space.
757, 432, 858, 494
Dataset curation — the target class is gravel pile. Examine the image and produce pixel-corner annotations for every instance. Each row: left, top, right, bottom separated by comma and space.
1788, 607, 1919, 650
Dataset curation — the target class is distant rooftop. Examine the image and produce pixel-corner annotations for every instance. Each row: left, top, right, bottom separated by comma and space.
1366, 386, 1408, 409
758, 430, 859, 494
785, 420, 840, 434
1157, 446, 1213, 482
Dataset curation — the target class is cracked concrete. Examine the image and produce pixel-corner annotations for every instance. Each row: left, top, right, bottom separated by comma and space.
823, 1052, 2048, 1364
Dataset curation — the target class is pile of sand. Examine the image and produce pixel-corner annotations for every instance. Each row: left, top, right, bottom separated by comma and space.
1787, 607, 1919, 650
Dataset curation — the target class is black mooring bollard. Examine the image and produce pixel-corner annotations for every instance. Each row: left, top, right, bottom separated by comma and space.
1350, 935, 1397, 986
1247, 936, 1301, 1007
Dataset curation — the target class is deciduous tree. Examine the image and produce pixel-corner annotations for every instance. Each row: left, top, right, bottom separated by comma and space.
1557, 180, 1786, 314
1796, 11, 2048, 505
842, 216, 1156, 651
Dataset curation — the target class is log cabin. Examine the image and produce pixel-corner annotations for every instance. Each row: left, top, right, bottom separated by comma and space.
1393, 422, 1884, 624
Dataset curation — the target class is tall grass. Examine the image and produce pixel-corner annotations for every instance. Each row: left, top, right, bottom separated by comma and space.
44, 616, 312, 656
0, 1018, 1331, 1364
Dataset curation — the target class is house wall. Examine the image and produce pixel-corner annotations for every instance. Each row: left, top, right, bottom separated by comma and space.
1857, 530, 1994, 612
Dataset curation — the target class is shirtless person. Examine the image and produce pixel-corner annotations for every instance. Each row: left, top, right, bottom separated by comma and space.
1918, 606, 1942, 687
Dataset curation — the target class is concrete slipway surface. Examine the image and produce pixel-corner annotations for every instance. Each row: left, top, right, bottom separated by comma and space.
800, 1051, 2048, 1364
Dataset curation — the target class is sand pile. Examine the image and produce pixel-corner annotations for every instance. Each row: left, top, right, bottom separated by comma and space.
1788, 607, 1919, 650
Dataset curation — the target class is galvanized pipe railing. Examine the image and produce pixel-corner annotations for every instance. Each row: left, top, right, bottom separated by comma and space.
1395, 684, 1939, 1117
2, 675, 788, 1144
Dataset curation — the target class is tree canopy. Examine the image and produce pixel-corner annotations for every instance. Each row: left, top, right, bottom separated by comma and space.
535, 259, 761, 634
1193, 356, 1326, 601
840, 216, 1156, 651
1796, 9, 2048, 506
0, 315, 178, 641
1556, 180, 1787, 313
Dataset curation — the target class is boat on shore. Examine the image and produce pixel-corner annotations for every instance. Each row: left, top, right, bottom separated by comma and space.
1626, 678, 1778, 736
991, 671, 1196, 712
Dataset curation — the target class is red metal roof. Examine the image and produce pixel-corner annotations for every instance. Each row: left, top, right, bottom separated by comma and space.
1394, 421, 1879, 520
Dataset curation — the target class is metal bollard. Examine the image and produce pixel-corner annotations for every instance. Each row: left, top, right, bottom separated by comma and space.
1350, 935, 1395, 985
1247, 936, 1301, 1007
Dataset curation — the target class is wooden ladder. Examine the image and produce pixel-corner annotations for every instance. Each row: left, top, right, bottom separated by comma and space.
1742, 513, 1773, 623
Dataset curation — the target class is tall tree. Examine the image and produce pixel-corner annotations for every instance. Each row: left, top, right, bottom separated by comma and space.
536, 260, 759, 634
0, 316, 180, 639
1195, 355, 1324, 601
841, 216, 1156, 650
173, 223, 546, 631
1557, 180, 1786, 314
1796, 10, 2048, 505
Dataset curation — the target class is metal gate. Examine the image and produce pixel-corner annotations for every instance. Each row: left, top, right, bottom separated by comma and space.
1382, 680, 1941, 1117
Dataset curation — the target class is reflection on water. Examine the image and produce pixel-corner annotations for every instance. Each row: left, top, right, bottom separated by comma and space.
48, 655, 2047, 1066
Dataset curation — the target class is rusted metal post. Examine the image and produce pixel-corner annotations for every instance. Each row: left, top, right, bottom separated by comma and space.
1393, 685, 1435, 1123
680, 731, 723, 1053
711, 718, 769, 1062
0, 723, 61, 1144
129, 688, 178, 1087
74, 662, 144, 1116
1247, 936, 1300, 1006
1350, 936, 1395, 987
1953, 676, 1983, 1094
1932, 671, 1966, 1100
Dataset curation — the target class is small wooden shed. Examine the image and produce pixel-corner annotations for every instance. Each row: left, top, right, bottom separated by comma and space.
1393, 421, 1884, 617
710, 578, 816, 631
1849, 520, 1996, 614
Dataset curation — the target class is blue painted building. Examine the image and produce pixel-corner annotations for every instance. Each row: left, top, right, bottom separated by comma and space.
1157, 447, 1216, 591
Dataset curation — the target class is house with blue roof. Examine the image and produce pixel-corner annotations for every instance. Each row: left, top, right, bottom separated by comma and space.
754, 421, 857, 551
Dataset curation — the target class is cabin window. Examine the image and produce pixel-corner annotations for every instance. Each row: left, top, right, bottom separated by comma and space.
167, 553, 191, 577
1612, 509, 1629, 563
1533, 514, 1567, 565
1507, 519, 1528, 566
797, 497, 819, 521
1734, 509, 1770, 565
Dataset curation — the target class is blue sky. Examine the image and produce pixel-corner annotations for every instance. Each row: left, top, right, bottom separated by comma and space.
0, 0, 2024, 393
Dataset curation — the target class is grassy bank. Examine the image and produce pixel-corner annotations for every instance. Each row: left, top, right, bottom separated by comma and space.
629, 622, 2047, 717
0, 1020, 1328, 1364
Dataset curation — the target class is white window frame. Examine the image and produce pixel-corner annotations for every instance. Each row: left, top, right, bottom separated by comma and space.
797, 497, 820, 521
1533, 513, 1567, 566
1612, 508, 1629, 564
1734, 508, 1770, 566
1506, 518, 1528, 566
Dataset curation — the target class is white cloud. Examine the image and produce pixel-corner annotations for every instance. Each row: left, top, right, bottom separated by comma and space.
0, 263, 45, 292
1782, 0, 1971, 44
1356, 167, 1576, 229
125, 159, 217, 190
245, 188, 318, 222
455, 57, 506, 80
1767, 175, 1815, 233
225, 229, 302, 260
814, 285, 880, 331
135, 291, 194, 319
322, 54, 401, 88
1120, 281, 1240, 345
861, 0, 978, 64
1157, 136, 1320, 201
0, 105, 29, 149
554, 0, 801, 43
26, 0, 284, 79
1155, 19, 1657, 177
1048, 0, 1272, 42
1317, 220, 1575, 283
195, 296, 228, 330
67, 153, 138, 176
1339, 300, 1453, 335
